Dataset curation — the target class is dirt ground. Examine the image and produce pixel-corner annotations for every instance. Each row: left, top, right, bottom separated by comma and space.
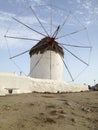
0, 91, 98, 130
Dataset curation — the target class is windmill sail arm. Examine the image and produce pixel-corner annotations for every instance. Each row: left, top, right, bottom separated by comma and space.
59, 43, 92, 48
62, 45, 89, 66
60, 56, 74, 81
60, 11, 71, 31
52, 25, 60, 38
56, 28, 86, 39
10, 42, 49, 59
10, 50, 30, 59
4, 35, 40, 41
50, 4, 53, 36
30, 6, 49, 36
12, 17, 46, 37
56, 11, 71, 37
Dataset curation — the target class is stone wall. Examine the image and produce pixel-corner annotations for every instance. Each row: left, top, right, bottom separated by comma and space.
0, 73, 89, 96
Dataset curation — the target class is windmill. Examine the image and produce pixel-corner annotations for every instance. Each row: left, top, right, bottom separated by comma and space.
4, 5, 92, 82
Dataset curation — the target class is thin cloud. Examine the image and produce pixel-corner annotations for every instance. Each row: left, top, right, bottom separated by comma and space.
0, 11, 15, 22
14, 0, 45, 6
67, 0, 98, 26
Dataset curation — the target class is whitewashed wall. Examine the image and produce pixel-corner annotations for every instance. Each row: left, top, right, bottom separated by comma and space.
29, 51, 63, 81
0, 73, 89, 96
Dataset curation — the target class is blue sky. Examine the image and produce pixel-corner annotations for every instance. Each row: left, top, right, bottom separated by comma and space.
0, 0, 98, 85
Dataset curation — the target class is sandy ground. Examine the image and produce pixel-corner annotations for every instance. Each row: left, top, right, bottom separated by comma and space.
0, 91, 98, 130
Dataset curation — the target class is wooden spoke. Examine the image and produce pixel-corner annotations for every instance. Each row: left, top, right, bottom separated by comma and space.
60, 56, 74, 81
4, 35, 40, 41
50, 4, 53, 36
12, 17, 46, 37
52, 25, 60, 38
57, 11, 71, 37
59, 43, 92, 48
62, 45, 89, 66
30, 6, 49, 36
56, 28, 86, 39
10, 41, 49, 59
10, 50, 30, 59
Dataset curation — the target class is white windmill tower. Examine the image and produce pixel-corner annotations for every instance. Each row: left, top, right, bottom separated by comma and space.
29, 36, 64, 81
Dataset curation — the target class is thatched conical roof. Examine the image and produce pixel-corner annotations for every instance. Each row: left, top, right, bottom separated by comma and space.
29, 37, 64, 57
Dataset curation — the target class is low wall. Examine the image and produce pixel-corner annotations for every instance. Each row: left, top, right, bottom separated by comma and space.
0, 73, 89, 96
